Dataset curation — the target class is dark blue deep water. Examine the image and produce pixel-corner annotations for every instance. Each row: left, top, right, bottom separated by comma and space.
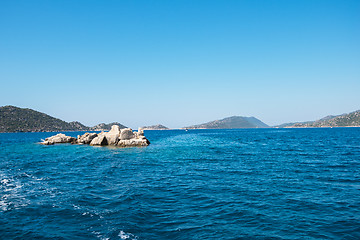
1, 128, 360, 239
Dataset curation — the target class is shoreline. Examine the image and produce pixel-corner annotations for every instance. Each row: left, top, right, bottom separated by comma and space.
2, 126, 360, 133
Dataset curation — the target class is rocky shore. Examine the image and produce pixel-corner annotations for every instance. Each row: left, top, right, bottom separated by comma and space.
40, 125, 150, 147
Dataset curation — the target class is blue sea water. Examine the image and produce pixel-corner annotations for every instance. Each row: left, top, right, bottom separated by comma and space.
1, 128, 360, 240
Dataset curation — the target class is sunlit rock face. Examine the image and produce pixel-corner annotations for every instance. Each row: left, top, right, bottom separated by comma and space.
40, 125, 150, 147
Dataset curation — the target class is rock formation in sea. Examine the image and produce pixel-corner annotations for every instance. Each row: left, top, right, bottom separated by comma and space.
40, 133, 77, 145
40, 125, 150, 147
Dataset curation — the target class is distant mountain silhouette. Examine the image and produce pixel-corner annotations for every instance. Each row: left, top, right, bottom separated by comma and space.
185, 116, 269, 129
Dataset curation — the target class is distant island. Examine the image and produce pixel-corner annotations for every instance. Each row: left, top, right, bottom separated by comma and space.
1, 105, 360, 133
184, 116, 269, 129
90, 122, 127, 131
0, 105, 127, 133
141, 124, 169, 130
277, 110, 360, 128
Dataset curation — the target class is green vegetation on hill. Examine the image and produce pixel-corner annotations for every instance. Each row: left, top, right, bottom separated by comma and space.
0, 106, 127, 133
3, 105, 359, 132
281, 110, 360, 128
90, 122, 127, 131
185, 116, 269, 129
69, 121, 89, 131
0, 106, 85, 132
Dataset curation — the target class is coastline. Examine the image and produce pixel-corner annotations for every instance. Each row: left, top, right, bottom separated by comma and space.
2, 126, 360, 134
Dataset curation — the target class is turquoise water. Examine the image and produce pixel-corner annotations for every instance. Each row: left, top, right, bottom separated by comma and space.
1, 128, 360, 239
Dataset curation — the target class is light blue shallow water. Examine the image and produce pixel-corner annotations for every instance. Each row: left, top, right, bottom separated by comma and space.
1, 128, 360, 239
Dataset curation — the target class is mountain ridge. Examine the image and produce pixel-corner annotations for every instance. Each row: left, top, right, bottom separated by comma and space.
0, 105, 127, 133
185, 116, 269, 129
277, 110, 360, 128
2, 105, 360, 132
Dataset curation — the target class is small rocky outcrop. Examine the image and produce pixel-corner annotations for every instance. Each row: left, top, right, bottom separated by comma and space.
40, 125, 150, 147
40, 133, 77, 145
117, 138, 150, 147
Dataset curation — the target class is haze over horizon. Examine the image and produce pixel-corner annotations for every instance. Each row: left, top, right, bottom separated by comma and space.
1, 1, 359, 129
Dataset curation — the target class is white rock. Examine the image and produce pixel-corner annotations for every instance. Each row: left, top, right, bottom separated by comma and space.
77, 132, 98, 144
119, 128, 134, 140
90, 132, 108, 146
138, 128, 144, 136
40, 133, 76, 145
117, 138, 150, 147
104, 125, 121, 145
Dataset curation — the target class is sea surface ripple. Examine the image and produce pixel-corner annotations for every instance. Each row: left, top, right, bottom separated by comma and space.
1, 128, 360, 239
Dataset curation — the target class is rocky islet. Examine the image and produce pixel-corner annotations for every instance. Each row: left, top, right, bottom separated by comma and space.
40, 125, 150, 147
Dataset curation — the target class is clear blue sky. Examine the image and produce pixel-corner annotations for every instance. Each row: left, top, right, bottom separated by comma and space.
1, 0, 359, 128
